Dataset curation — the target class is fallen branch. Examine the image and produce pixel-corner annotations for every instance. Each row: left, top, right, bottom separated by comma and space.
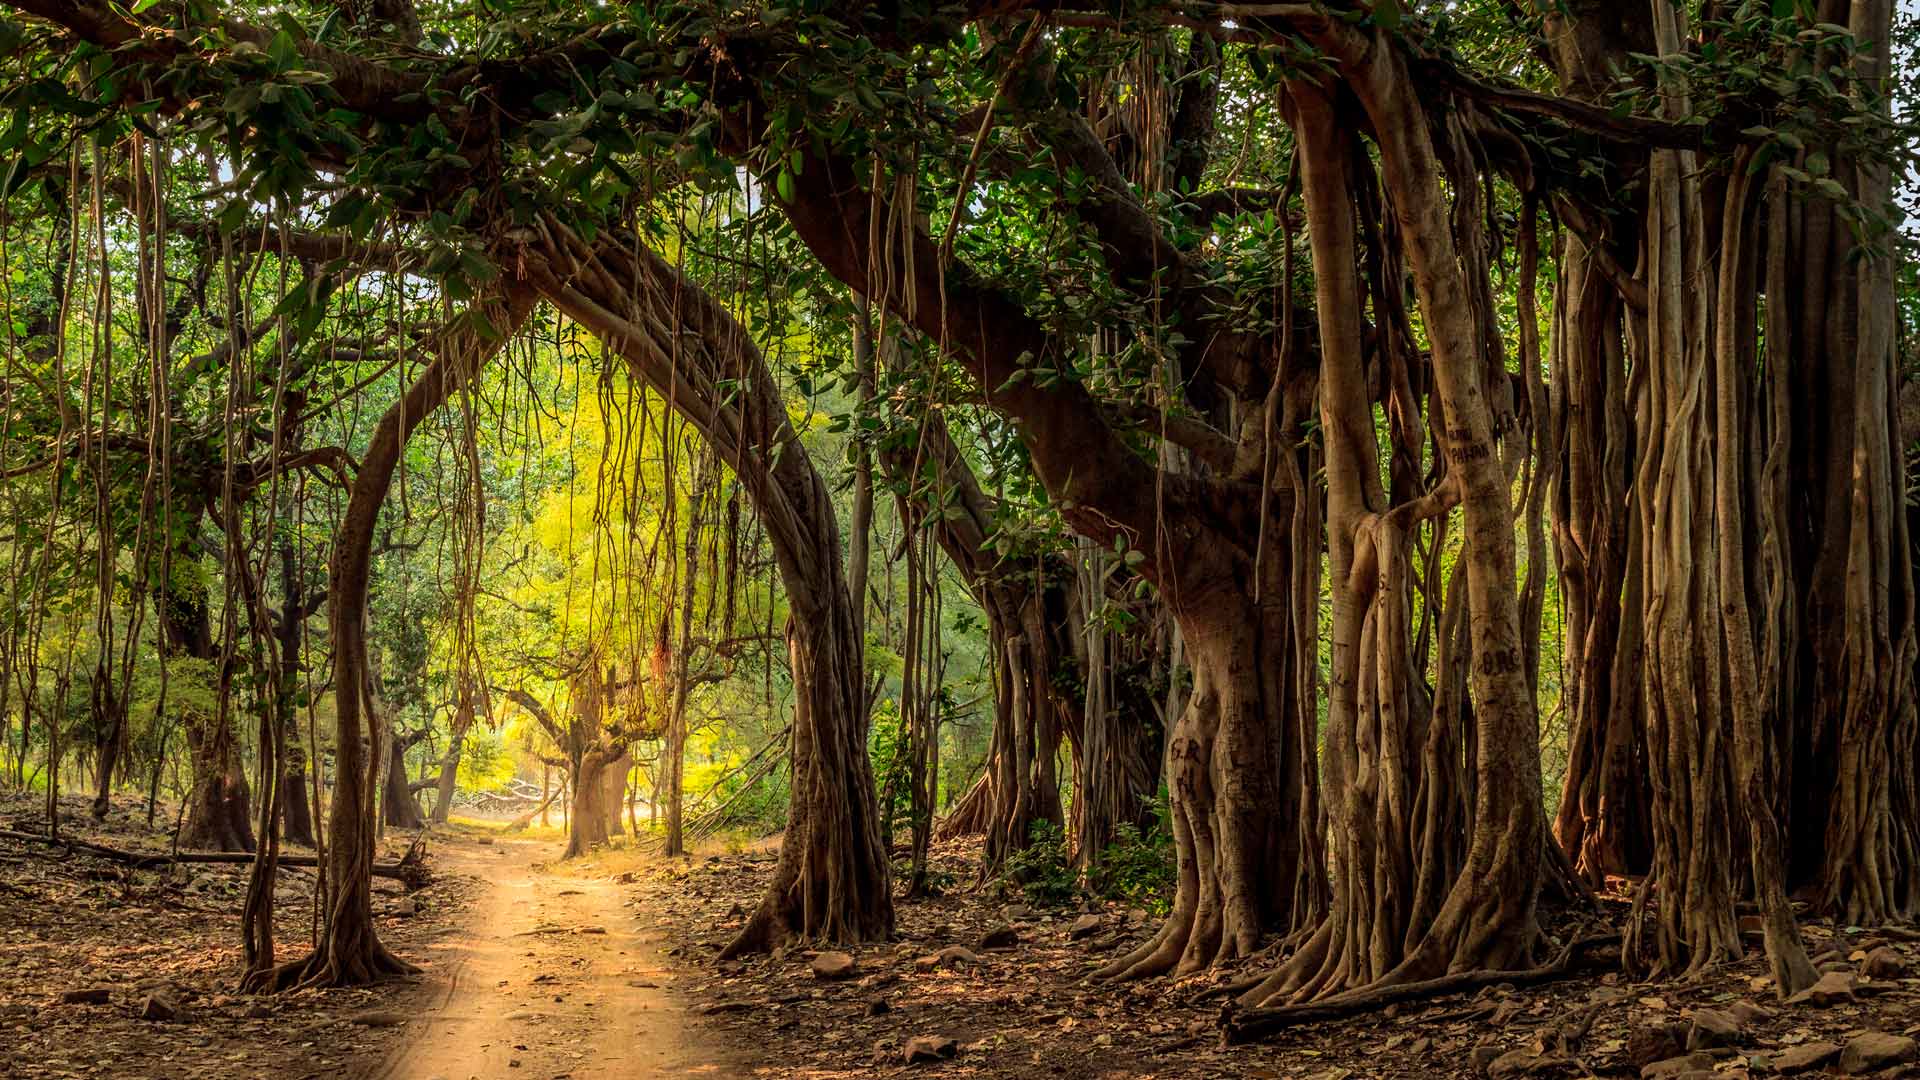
0, 829, 430, 889
1220, 933, 1622, 1044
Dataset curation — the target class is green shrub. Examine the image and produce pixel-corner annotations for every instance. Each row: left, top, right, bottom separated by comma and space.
1002, 820, 1078, 907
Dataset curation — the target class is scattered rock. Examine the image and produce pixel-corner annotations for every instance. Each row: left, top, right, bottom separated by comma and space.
475, 836, 494, 846
1768, 1042, 1841, 1074
58, 987, 111, 1005
1685, 1008, 1742, 1050
1727, 1000, 1773, 1027
348, 1009, 408, 1028
811, 951, 858, 981
697, 1001, 754, 1015
138, 994, 177, 1022
1838, 1032, 1917, 1074
976, 925, 1019, 951
1487, 1047, 1572, 1077
1640, 1052, 1715, 1079
914, 947, 980, 972
1068, 914, 1103, 941
1860, 946, 1906, 980
1785, 970, 1858, 1006
902, 1035, 958, 1064
1627, 1024, 1688, 1068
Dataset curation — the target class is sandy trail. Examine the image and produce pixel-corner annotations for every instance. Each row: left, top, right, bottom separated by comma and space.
373, 835, 745, 1080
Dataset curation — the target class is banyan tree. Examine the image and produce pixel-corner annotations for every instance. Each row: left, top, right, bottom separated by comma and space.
0, 0, 1912, 1028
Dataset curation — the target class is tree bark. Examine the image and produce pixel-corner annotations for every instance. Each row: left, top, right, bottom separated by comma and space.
524, 225, 893, 953
260, 279, 536, 990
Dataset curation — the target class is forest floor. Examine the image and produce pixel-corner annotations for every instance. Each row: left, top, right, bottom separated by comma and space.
374, 833, 751, 1080
630, 838, 1920, 1080
0, 791, 482, 1079
6, 801, 1920, 1080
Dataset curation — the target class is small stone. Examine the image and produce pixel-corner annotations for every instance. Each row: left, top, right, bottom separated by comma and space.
1726, 1000, 1773, 1027
348, 1010, 408, 1027
1068, 914, 1103, 940
1002, 905, 1032, 920
1487, 1048, 1568, 1078
811, 952, 858, 981
1838, 1032, 1917, 1074
58, 988, 111, 1005
476, 836, 494, 846
976, 926, 1019, 951
1685, 1008, 1742, 1050
139, 994, 177, 1022
1860, 946, 1906, 979
1768, 1042, 1841, 1074
1627, 1025, 1688, 1068
1640, 1052, 1714, 1079
902, 1035, 958, 1064
914, 946, 980, 972
1785, 970, 1857, 1006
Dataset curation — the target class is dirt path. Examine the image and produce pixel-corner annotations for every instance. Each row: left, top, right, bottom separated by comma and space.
373, 835, 747, 1080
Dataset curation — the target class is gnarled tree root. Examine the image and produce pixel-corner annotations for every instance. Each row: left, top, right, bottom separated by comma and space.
1220, 933, 1621, 1044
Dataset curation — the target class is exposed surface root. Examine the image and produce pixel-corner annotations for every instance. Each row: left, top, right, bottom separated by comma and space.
1221, 933, 1621, 1043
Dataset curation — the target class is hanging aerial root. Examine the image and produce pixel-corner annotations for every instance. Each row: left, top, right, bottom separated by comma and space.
1220, 934, 1621, 1044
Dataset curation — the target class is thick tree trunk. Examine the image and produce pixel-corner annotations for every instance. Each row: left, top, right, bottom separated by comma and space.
259, 281, 535, 991
564, 745, 621, 859
527, 226, 892, 954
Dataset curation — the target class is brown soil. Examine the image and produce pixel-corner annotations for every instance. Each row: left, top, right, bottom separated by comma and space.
373, 834, 749, 1079
627, 839, 1920, 1079
0, 792, 479, 1079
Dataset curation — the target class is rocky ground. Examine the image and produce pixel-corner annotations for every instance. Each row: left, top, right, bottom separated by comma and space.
0, 791, 480, 1080
4, 804, 1917, 1080
625, 839, 1920, 1079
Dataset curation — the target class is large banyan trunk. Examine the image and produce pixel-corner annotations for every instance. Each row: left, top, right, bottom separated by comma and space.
260, 281, 537, 990
1350, 47, 1546, 986
1234, 49, 1548, 1014
1779, 0, 1915, 923
524, 224, 892, 954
